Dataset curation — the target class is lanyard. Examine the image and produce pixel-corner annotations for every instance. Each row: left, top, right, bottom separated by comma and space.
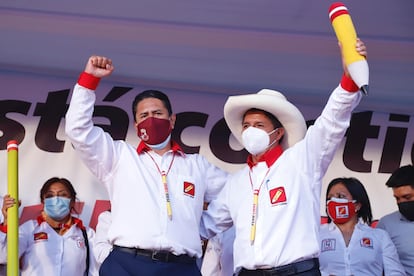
248, 167, 271, 245
145, 151, 176, 220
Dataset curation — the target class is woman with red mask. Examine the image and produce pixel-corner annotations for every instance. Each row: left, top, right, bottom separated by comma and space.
319, 177, 406, 275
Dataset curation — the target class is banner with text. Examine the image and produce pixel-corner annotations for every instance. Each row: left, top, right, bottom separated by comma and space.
1, 72, 413, 227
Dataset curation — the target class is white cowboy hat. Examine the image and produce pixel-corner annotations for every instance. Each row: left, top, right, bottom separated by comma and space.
224, 89, 307, 149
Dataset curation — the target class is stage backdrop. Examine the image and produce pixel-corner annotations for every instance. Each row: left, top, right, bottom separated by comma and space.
0, 71, 413, 227
1, 0, 414, 227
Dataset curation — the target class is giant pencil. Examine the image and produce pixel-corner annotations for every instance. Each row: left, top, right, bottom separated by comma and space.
329, 2, 369, 95
7, 140, 19, 276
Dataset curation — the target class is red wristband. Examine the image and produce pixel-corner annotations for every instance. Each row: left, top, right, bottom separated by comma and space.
77, 72, 101, 90
340, 73, 359, 93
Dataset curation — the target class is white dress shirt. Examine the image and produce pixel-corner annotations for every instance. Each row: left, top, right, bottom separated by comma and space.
201, 226, 235, 276
65, 82, 228, 258
201, 84, 362, 272
94, 210, 112, 265
0, 218, 98, 276
0, 197, 3, 224
319, 222, 406, 275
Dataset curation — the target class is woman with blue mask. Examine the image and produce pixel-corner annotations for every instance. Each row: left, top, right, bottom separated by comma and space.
0, 177, 98, 276
319, 177, 406, 275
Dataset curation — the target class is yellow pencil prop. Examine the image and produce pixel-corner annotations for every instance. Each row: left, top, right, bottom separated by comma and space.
7, 140, 19, 276
329, 2, 369, 95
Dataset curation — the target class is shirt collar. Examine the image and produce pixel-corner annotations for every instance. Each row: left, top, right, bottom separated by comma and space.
327, 219, 365, 231
136, 140, 185, 157
37, 215, 85, 230
398, 212, 413, 222
247, 144, 283, 168
327, 222, 337, 231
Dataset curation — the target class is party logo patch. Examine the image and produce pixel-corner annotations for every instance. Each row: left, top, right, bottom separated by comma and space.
269, 187, 287, 206
33, 232, 48, 242
360, 237, 373, 248
183, 182, 195, 197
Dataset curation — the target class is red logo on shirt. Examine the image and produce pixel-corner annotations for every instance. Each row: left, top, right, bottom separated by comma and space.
76, 238, 86, 249
183, 182, 195, 197
33, 232, 48, 242
269, 187, 287, 206
360, 237, 373, 248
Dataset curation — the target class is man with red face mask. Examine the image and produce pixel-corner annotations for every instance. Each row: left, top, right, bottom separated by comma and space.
319, 177, 405, 275
65, 56, 228, 276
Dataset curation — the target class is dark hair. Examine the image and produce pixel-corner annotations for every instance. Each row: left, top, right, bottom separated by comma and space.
243, 108, 283, 129
326, 177, 373, 224
386, 164, 414, 188
40, 177, 77, 203
132, 90, 172, 122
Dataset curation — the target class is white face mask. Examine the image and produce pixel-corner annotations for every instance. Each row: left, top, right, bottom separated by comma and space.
242, 127, 277, 155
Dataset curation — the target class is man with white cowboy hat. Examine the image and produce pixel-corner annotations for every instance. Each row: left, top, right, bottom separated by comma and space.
201, 39, 368, 275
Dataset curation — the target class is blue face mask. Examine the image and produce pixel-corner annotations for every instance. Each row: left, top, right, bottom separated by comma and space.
44, 196, 71, 220
147, 134, 171, 151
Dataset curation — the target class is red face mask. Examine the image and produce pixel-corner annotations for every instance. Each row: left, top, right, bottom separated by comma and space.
327, 197, 357, 224
137, 117, 172, 146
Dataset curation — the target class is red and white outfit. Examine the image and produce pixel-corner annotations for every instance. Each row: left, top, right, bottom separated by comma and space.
65, 73, 228, 258
319, 221, 406, 275
0, 216, 98, 276
201, 76, 362, 273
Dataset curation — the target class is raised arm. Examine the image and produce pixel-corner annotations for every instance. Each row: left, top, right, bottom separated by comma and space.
65, 56, 118, 181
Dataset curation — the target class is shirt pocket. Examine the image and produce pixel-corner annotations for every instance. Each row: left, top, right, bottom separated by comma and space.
169, 174, 199, 198
169, 174, 201, 219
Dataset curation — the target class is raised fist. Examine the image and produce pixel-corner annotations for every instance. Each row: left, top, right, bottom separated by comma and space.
84, 55, 114, 78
